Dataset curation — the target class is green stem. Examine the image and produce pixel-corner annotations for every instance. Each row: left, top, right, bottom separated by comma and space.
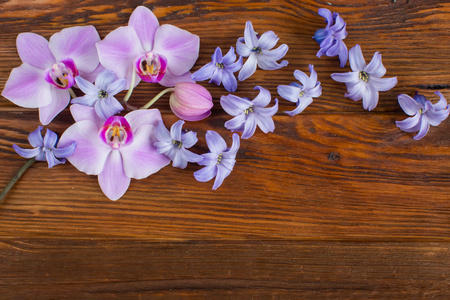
68, 88, 76, 99
123, 69, 137, 103
0, 158, 36, 203
141, 88, 175, 109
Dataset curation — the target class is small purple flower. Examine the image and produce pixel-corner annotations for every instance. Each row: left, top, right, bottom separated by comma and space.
236, 21, 288, 81
220, 86, 278, 139
191, 47, 243, 92
72, 70, 126, 121
396, 91, 449, 140
59, 104, 170, 200
2, 26, 102, 125
13, 126, 76, 168
154, 120, 203, 169
96, 6, 199, 88
331, 44, 397, 111
313, 8, 348, 68
194, 131, 240, 190
277, 65, 322, 116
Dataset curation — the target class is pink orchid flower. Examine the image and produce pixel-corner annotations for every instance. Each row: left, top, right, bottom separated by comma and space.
59, 105, 170, 200
2, 26, 102, 125
96, 6, 200, 88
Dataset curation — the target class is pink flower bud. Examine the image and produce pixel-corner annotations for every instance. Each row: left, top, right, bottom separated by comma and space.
169, 82, 213, 121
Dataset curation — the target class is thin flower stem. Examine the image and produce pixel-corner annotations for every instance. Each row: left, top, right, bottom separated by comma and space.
0, 158, 36, 203
142, 88, 175, 109
123, 69, 137, 103
68, 88, 77, 99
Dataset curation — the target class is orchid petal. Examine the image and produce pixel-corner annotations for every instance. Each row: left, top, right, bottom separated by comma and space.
16, 33, 55, 69
125, 108, 161, 132
70, 104, 103, 127
152, 24, 199, 76
49, 26, 100, 74
96, 26, 145, 88
159, 70, 194, 87
39, 88, 71, 125
128, 6, 159, 52
98, 150, 130, 201
121, 124, 170, 179
59, 120, 111, 175
2, 64, 52, 108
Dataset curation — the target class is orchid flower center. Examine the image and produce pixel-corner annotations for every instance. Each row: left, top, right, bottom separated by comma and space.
135, 51, 168, 83
359, 71, 369, 83
98, 90, 108, 99
172, 140, 183, 148
99, 116, 134, 150
43, 58, 78, 90
244, 106, 254, 115
251, 47, 263, 54
216, 153, 223, 165
215, 62, 225, 69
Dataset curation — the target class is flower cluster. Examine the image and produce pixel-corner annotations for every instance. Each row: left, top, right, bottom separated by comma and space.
1, 6, 448, 202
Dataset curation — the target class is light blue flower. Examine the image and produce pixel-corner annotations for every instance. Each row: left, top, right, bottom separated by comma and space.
313, 8, 348, 67
154, 120, 203, 169
331, 44, 397, 111
236, 21, 288, 81
194, 131, 240, 190
13, 126, 76, 168
191, 47, 243, 92
277, 65, 322, 116
396, 91, 449, 140
220, 86, 278, 139
72, 69, 126, 120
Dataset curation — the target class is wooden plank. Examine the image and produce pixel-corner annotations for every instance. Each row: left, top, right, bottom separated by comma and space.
0, 239, 448, 298
0, 1, 449, 111
0, 111, 448, 240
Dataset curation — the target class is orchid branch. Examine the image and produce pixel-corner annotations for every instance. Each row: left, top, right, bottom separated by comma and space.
142, 87, 174, 109
0, 158, 36, 202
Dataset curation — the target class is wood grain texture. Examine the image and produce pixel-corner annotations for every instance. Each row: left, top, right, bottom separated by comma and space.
0, 0, 449, 297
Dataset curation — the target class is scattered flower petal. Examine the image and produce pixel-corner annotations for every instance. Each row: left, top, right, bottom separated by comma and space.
396, 91, 449, 140
194, 131, 240, 190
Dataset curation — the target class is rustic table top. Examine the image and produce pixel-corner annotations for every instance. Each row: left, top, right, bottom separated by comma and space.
0, 0, 449, 298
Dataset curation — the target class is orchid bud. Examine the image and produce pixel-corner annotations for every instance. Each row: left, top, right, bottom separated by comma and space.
169, 82, 213, 121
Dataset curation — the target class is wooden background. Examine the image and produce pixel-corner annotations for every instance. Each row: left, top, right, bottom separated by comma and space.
0, 0, 449, 298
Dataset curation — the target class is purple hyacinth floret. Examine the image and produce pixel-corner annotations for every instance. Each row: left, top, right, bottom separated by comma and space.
396, 91, 449, 140
220, 86, 278, 139
191, 47, 243, 92
236, 21, 288, 81
313, 8, 348, 68
154, 120, 203, 169
331, 44, 397, 111
13, 126, 76, 168
277, 65, 322, 116
72, 70, 126, 121
194, 131, 240, 190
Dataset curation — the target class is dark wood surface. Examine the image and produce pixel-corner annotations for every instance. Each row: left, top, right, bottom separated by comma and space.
0, 0, 449, 298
